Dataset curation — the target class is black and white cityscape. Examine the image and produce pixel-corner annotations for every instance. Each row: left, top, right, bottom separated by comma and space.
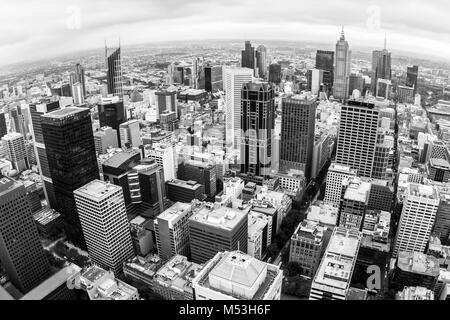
1, 0, 450, 304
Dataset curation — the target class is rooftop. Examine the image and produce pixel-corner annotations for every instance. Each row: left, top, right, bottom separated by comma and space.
157, 202, 192, 226
397, 251, 440, 277
306, 201, 338, 227
167, 179, 203, 190
430, 158, 450, 170
33, 207, 61, 226
292, 219, 324, 243
41, 106, 88, 119
343, 177, 371, 203
190, 205, 247, 231
74, 180, 121, 200
155, 255, 203, 293
408, 183, 438, 199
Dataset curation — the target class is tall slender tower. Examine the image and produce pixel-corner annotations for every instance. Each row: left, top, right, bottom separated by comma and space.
74, 180, 134, 275
335, 100, 379, 178
0, 177, 51, 293
280, 93, 317, 181
240, 81, 275, 177
241, 41, 255, 71
333, 27, 351, 100
223, 67, 253, 157
41, 107, 99, 248
256, 45, 268, 78
372, 36, 392, 93
106, 42, 123, 99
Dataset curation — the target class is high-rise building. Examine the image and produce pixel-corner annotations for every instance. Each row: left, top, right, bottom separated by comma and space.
0, 112, 7, 139
280, 93, 316, 181
372, 38, 392, 93
307, 69, 324, 95
204, 65, 223, 93
178, 160, 217, 198
315, 50, 334, 93
427, 158, 450, 183
223, 67, 253, 155
241, 41, 255, 71
0, 177, 51, 293
154, 202, 193, 260
93, 126, 119, 155
155, 90, 178, 118
406, 65, 419, 94
166, 179, 206, 203
393, 184, 440, 257
143, 143, 176, 181
106, 45, 123, 98
335, 100, 379, 178
98, 97, 126, 147
269, 63, 282, 84
333, 28, 351, 100
71, 82, 84, 105
74, 180, 134, 275
29, 98, 60, 207
119, 120, 141, 149
189, 205, 248, 264
348, 73, 365, 96
310, 227, 362, 300
192, 250, 283, 300
433, 187, 450, 243
338, 177, 371, 230
289, 219, 324, 278
256, 45, 267, 78
240, 81, 275, 177
2, 132, 29, 172
41, 107, 100, 248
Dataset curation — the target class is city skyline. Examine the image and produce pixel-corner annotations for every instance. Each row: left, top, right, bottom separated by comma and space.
2, 0, 450, 68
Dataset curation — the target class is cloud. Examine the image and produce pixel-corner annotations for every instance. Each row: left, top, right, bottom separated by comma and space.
0, 0, 449, 67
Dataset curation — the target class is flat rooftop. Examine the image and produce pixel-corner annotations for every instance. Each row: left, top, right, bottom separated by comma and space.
430, 158, 450, 169
397, 251, 440, 277
157, 202, 192, 225
329, 163, 358, 175
102, 151, 140, 169
41, 106, 88, 119
190, 205, 247, 231
408, 183, 438, 199
167, 179, 203, 190
343, 178, 371, 203
307, 201, 338, 226
33, 207, 61, 225
75, 180, 121, 200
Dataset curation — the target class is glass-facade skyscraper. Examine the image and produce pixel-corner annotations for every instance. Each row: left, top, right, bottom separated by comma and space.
106, 46, 123, 99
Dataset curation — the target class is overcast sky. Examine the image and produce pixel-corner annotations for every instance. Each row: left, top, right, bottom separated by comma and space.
2, 0, 450, 67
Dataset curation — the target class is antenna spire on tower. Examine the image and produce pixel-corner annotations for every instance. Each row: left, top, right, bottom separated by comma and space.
340, 25, 345, 40
384, 33, 387, 50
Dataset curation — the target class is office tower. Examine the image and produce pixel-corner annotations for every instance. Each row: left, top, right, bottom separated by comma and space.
41, 107, 100, 248
247, 214, 269, 260
178, 160, 217, 198
0, 177, 51, 293
333, 28, 351, 100
427, 158, 450, 182
0, 112, 7, 139
153, 255, 204, 300
155, 90, 178, 118
289, 220, 324, 278
241, 41, 255, 71
67, 265, 139, 300
406, 65, 419, 94
256, 45, 267, 78
310, 227, 362, 300
98, 97, 126, 147
119, 120, 140, 149
2, 132, 29, 172
223, 67, 253, 154
376, 78, 392, 99
335, 100, 379, 178
154, 202, 193, 260
204, 65, 223, 93
166, 179, 205, 203
9, 104, 29, 137
433, 188, 450, 243
393, 184, 440, 257
129, 159, 166, 217
74, 63, 86, 97
143, 143, 176, 181
71, 82, 84, 105
280, 93, 316, 181
372, 40, 392, 92
307, 69, 324, 95
397, 85, 415, 104
102, 150, 141, 206
338, 177, 371, 230
269, 62, 282, 84
392, 251, 440, 291
106, 45, 123, 98
93, 126, 119, 155
348, 73, 365, 96
192, 250, 282, 300
189, 206, 248, 264
29, 98, 60, 207
366, 179, 394, 212
315, 50, 334, 93
74, 180, 134, 275
240, 81, 275, 177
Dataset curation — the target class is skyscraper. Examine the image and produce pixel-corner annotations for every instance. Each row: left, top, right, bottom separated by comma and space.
406, 65, 419, 94
2, 132, 29, 172
393, 184, 439, 257
372, 38, 392, 93
98, 97, 126, 147
335, 100, 379, 178
241, 41, 255, 71
256, 45, 268, 78
323, 163, 358, 207
333, 28, 351, 100
315, 50, 334, 93
0, 112, 7, 139
204, 65, 223, 93
106, 45, 123, 99
74, 180, 134, 275
119, 119, 141, 149
41, 107, 100, 248
269, 62, 282, 84
280, 93, 317, 180
223, 67, 253, 155
0, 177, 51, 293
240, 81, 275, 177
